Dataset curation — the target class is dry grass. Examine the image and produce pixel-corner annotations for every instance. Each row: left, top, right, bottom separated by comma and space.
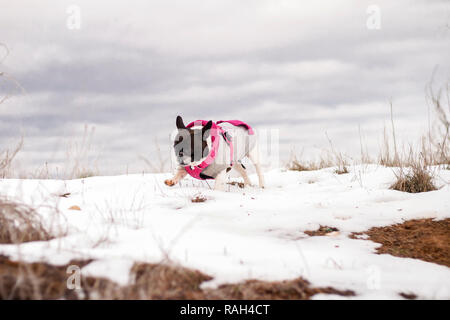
286, 135, 349, 174
139, 138, 170, 174
382, 105, 438, 194
0, 197, 54, 244
0, 257, 208, 300
425, 83, 450, 165
334, 166, 349, 175
390, 162, 437, 193
0, 138, 23, 179
351, 218, 450, 267
2, 84, 447, 181
287, 156, 348, 174
1, 45, 26, 178
379, 85, 448, 193
287, 153, 334, 172
0, 43, 25, 105
126, 263, 212, 299
380, 84, 449, 168
205, 278, 354, 300
0, 256, 354, 300
289, 83, 449, 184
71, 262, 213, 300
0, 256, 92, 299
325, 133, 349, 174
65, 125, 99, 179
287, 158, 316, 172
287, 152, 315, 172
0, 124, 99, 180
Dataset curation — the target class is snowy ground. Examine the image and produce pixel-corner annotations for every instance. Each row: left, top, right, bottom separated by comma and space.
0, 164, 449, 299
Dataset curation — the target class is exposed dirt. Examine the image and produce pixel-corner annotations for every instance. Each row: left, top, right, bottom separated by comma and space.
399, 292, 418, 300
305, 226, 339, 237
191, 194, 207, 203
0, 255, 92, 299
227, 181, 245, 188
351, 218, 450, 267
207, 278, 355, 300
0, 255, 355, 300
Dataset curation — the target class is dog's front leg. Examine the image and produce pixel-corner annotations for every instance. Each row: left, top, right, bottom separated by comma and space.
164, 166, 187, 187
213, 169, 227, 191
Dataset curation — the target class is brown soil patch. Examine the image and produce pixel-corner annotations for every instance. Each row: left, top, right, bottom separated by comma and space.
351, 218, 450, 267
305, 226, 339, 237
0, 255, 355, 300
399, 292, 417, 300
206, 278, 354, 300
227, 181, 245, 188
127, 263, 212, 299
0, 255, 92, 299
191, 194, 207, 203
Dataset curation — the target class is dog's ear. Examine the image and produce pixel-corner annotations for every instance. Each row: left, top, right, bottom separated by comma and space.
202, 120, 213, 138
176, 116, 186, 130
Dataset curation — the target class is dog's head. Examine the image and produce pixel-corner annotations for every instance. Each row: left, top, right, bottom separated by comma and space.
172, 116, 213, 166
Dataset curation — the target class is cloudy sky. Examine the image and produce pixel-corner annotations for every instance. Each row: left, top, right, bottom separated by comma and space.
1, 0, 449, 176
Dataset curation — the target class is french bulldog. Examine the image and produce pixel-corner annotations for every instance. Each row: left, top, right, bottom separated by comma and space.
164, 116, 265, 191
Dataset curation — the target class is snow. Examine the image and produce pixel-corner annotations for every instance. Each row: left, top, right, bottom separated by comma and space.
0, 164, 449, 299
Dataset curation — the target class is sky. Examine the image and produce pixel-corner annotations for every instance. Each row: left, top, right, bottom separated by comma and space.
1, 0, 449, 176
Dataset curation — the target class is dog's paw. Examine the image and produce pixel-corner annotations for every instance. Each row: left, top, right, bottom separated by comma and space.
164, 179, 176, 187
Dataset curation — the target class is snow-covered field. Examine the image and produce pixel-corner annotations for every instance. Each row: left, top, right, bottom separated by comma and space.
0, 165, 449, 299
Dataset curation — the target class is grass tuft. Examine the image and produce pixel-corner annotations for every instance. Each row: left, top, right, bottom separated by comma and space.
0, 138, 23, 178
287, 158, 314, 172
0, 198, 54, 244
390, 164, 437, 193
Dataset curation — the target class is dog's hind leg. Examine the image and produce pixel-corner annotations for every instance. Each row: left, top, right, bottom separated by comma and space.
248, 144, 265, 188
233, 162, 252, 187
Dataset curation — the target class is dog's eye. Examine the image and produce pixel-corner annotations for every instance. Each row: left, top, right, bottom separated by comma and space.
174, 137, 183, 146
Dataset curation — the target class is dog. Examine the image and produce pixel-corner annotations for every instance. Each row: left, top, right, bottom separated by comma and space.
164, 116, 265, 191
